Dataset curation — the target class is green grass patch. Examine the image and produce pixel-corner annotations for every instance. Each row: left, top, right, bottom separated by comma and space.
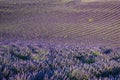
91, 51, 100, 56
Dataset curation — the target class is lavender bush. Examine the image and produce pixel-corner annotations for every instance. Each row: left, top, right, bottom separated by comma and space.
0, 40, 120, 80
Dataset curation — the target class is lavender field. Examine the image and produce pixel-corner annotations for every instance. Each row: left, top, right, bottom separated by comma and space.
0, 40, 120, 80
0, 0, 120, 80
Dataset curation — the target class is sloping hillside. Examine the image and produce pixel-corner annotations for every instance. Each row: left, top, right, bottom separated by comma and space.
0, 0, 120, 47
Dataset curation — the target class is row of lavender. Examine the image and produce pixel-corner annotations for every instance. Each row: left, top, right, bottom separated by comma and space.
0, 40, 120, 80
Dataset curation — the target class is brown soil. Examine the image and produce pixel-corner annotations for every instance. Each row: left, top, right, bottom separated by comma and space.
0, 1, 120, 47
